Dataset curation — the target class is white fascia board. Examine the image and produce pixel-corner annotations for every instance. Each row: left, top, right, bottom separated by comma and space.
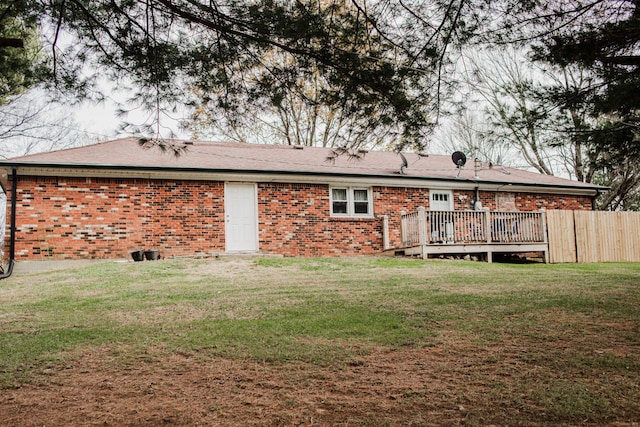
3, 166, 462, 188
3, 166, 601, 196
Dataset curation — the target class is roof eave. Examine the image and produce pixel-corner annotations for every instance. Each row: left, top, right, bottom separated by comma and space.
0, 162, 607, 196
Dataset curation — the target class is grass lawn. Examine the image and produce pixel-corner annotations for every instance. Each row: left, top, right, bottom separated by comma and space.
0, 257, 639, 426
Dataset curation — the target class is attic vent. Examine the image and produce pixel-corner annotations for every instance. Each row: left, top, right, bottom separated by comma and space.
184, 141, 194, 145
293, 145, 304, 150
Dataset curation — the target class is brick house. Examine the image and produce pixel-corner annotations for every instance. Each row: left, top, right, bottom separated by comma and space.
0, 138, 604, 262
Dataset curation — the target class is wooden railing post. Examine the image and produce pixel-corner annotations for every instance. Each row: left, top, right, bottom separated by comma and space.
400, 210, 406, 247
540, 209, 548, 243
483, 209, 492, 263
417, 206, 427, 246
484, 210, 491, 243
540, 209, 549, 263
382, 215, 390, 250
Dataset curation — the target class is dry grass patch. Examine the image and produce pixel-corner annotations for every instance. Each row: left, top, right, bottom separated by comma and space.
0, 257, 639, 425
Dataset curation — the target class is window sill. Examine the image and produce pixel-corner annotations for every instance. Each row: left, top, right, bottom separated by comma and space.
330, 216, 377, 221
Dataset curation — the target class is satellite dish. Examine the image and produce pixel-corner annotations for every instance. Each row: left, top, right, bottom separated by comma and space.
399, 153, 408, 174
451, 151, 467, 167
452, 151, 466, 178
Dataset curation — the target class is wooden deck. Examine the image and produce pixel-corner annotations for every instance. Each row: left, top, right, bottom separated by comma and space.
388, 208, 549, 263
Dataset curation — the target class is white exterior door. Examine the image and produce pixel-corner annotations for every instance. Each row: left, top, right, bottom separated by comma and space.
225, 183, 258, 252
430, 190, 454, 242
430, 190, 453, 211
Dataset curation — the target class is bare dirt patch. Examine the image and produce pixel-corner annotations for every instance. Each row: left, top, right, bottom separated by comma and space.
1, 345, 468, 426
2, 334, 639, 427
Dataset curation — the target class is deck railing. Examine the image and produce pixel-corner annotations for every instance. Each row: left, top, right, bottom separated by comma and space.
400, 207, 546, 247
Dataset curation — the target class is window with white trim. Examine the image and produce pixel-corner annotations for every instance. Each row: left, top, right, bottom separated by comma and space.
330, 187, 372, 217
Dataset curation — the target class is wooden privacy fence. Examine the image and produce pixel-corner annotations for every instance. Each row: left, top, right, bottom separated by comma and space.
546, 210, 640, 263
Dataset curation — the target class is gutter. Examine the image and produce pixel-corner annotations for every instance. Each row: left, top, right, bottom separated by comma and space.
0, 167, 17, 280
474, 186, 480, 209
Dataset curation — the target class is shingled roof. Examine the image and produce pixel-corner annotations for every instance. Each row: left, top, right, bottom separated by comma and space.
1, 137, 605, 194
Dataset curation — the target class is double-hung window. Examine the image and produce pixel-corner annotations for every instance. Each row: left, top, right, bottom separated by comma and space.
331, 187, 372, 217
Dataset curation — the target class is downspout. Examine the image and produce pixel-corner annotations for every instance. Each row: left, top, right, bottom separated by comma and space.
0, 167, 17, 279
471, 185, 481, 210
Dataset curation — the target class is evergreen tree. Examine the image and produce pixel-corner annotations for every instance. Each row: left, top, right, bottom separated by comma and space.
480, 0, 640, 157
0, 0, 46, 104
16, 0, 470, 150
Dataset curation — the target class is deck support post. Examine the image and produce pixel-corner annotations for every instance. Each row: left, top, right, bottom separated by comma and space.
417, 207, 427, 246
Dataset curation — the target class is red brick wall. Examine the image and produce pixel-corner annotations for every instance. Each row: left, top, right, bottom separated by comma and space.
257, 184, 430, 255
513, 192, 593, 211
453, 190, 593, 211
3, 176, 594, 260
5, 176, 224, 260
258, 183, 331, 256
146, 180, 225, 255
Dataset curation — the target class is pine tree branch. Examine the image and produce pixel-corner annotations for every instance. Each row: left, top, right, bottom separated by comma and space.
0, 37, 23, 48
601, 55, 640, 66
